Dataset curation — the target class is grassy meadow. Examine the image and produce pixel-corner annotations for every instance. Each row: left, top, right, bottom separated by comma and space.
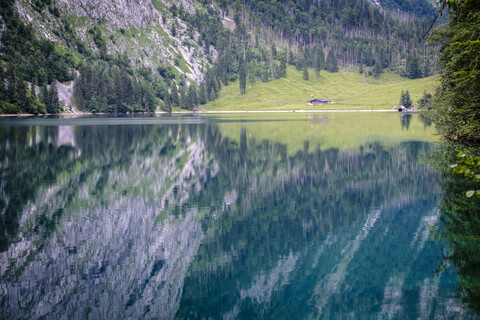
202, 66, 439, 111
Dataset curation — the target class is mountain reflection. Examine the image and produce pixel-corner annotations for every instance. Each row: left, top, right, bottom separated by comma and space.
0, 115, 477, 319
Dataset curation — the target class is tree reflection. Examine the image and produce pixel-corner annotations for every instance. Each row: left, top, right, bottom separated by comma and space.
400, 114, 412, 131
0, 118, 455, 319
435, 143, 480, 316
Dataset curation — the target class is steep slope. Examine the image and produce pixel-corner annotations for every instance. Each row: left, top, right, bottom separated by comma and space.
14, 0, 210, 81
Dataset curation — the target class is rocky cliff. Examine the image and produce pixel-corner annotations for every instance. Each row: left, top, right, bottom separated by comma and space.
14, 0, 210, 85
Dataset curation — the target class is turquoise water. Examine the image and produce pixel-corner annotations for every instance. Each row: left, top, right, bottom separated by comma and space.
0, 113, 478, 319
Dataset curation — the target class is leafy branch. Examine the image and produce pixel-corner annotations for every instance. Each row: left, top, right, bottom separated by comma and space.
451, 152, 480, 198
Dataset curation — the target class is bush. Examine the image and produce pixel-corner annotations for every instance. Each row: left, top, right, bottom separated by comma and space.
0, 101, 20, 114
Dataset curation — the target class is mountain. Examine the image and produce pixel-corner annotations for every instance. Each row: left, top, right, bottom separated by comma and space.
0, 0, 441, 114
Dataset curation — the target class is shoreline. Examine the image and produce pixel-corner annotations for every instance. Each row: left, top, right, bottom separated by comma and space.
0, 109, 405, 117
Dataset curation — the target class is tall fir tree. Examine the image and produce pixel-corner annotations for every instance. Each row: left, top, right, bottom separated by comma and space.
187, 84, 197, 110
198, 81, 207, 105
303, 65, 309, 80
48, 83, 60, 113
314, 45, 325, 76
239, 54, 247, 95
326, 50, 338, 73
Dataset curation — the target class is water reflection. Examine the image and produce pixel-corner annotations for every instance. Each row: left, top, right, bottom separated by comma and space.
400, 114, 412, 130
0, 114, 477, 319
433, 143, 480, 316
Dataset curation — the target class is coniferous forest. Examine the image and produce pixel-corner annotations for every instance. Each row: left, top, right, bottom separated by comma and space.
430, 0, 480, 139
0, 0, 479, 140
0, 0, 442, 114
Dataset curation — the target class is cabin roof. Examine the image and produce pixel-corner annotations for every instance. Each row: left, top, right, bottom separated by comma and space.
309, 98, 330, 102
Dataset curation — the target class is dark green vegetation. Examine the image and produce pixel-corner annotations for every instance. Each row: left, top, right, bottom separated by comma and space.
73, 63, 156, 113
432, 0, 480, 139
451, 152, 480, 199
433, 144, 480, 315
213, 0, 438, 81
400, 89, 412, 108
1, 0, 441, 114
417, 89, 432, 109
0, 0, 74, 114
0, 0, 161, 114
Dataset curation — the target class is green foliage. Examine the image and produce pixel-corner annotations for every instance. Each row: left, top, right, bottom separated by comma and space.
405, 54, 422, 79
40, 83, 60, 113
417, 90, 432, 109
400, 90, 412, 108
326, 50, 338, 73
238, 54, 247, 94
432, 0, 480, 138
451, 152, 480, 199
302, 65, 309, 80
0, 100, 20, 114
212, 0, 438, 79
175, 0, 439, 108
88, 26, 107, 57
73, 62, 156, 113
433, 143, 480, 315
0, 0, 74, 114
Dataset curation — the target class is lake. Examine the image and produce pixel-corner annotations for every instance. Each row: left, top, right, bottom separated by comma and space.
0, 112, 479, 319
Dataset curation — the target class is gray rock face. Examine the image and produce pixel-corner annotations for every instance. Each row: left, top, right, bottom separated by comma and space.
13, 0, 210, 90
160, 0, 196, 14
56, 0, 158, 28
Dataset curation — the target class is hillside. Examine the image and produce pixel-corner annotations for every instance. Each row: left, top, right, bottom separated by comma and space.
0, 0, 442, 114
204, 66, 439, 111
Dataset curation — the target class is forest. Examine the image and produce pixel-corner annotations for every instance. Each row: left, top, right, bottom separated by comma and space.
0, 0, 479, 141
0, 0, 441, 114
430, 0, 480, 139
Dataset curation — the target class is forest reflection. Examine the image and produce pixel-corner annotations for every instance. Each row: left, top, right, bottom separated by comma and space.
433, 143, 480, 317
0, 116, 475, 319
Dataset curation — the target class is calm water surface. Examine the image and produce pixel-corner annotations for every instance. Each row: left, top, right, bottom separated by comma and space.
0, 113, 479, 319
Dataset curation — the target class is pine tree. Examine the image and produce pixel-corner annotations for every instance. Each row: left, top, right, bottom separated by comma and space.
374, 54, 383, 77
14, 78, 30, 113
405, 55, 421, 79
400, 90, 412, 108
326, 50, 338, 73
314, 45, 325, 76
271, 42, 277, 57
278, 51, 287, 78
187, 84, 197, 110
198, 81, 207, 105
239, 54, 247, 95
404, 90, 412, 108
40, 83, 50, 110
48, 83, 60, 113
170, 81, 179, 106
179, 83, 187, 109
303, 65, 309, 80
143, 84, 156, 111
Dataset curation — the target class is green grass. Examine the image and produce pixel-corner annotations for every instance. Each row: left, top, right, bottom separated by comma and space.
204, 66, 439, 111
